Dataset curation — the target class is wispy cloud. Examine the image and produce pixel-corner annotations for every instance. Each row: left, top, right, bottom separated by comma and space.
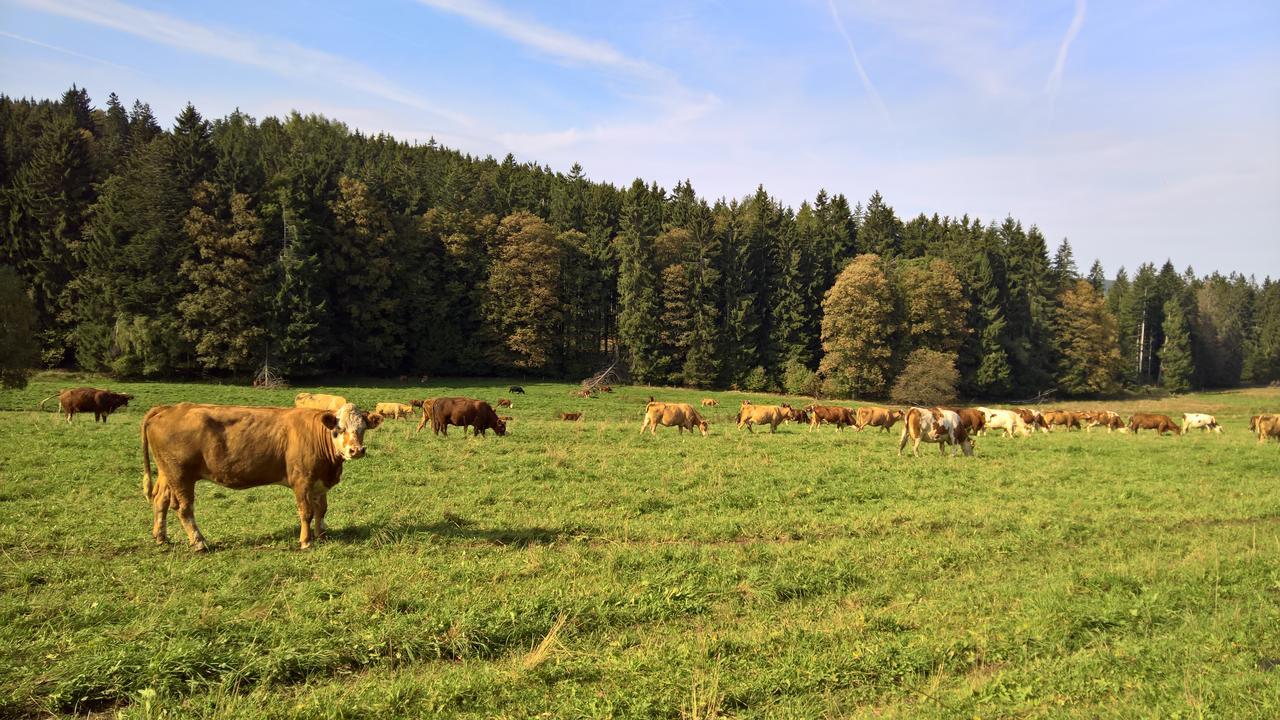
0, 29, 131, 70
15, 0, 471, 126
825, 0, 891, 123
1046, 0, 1087, 106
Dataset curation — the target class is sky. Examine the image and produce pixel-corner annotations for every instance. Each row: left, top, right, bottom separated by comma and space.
1, 0, 1278, 277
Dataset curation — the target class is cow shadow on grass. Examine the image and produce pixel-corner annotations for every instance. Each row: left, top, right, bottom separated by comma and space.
331, 514, 593, 548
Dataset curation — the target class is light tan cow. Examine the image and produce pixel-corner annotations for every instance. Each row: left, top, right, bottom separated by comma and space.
294, 392, 349, 412
374, 402, 414, 420
855, 406, 903, 432
141, 402, 382, 551
414, 399, 437, 433
1255, 415, 1280, 443
977, 407, 1031, 437
736, 402, 795, 433
898, 407, 974, 457
1180, 413, 1222, 434
641, 402, 708, 436
700, 398, 719, 407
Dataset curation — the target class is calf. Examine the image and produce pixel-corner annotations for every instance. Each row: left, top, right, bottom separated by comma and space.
497, 398, 513, 408
700, 398, 719, 407
1127, 413, 1181, 436
141, 402, 382, 551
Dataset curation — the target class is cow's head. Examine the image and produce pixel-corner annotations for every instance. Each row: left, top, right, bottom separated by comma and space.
494, 416, 508, 436
104, 392, 134, 412
697, 419, 709, 436
324, 403, 383, 460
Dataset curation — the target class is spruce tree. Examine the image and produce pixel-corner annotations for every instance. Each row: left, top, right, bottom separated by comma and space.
617, 179, 664, 384
1159, 297, 1195, 392
1087, 259, 1107, 293
858, 191, 902, 257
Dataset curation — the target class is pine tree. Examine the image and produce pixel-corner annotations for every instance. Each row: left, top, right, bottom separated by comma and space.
818, 254, 897, 398
970, 249, 1013, 396
1243, 279, 1280, 383
1051, 238, 1078, 290
680, 198, 721, 388
0, 265, 39, 388
616, 179, 664, 384
858, 191, 901, 257
1159, 297, 1195, 392
328, 175, 404, 372
1087, 259, 1106, 293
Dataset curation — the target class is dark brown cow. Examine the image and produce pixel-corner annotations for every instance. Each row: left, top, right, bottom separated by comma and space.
431, 397, 507, 437
140, 402, 382, 551
944, 407, 986, 435
804, 404, 856, 431
41, 387, 134, 423
856, 406, 903, 432
1127, 413, 1181, 435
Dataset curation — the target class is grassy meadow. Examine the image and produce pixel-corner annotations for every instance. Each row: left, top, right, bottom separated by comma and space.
1, 373, 1278, 718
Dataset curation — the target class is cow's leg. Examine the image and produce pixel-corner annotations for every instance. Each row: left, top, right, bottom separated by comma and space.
151, 476, 171, 544
416, 412, 429, 434
313, 491, 329, 541
294, 484, 316, 549
897, 429, 908, 456
171, 481, 208, 552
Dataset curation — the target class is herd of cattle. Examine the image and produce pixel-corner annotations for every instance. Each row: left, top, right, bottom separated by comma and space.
32, 385, 1280, 551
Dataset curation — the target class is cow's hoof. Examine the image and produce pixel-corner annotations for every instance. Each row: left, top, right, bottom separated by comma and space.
153, 535, 168, 545
191, 541, 209, 553
299, 542, 312, 550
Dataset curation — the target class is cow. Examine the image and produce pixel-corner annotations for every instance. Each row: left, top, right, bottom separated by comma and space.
1042, 410, 1082, 431
430, 397, 507, 437
1256, 415, 1280, 443
856, 406, 903, 432
898, 407, 974, 457
497, 398, 513, 408
559, 412, 583, 421
641, 402, 709, 436
700, 398, 719, 407
374, 402, 414, 420
509, 386, 526, 394
1083, 410, 1124, 433
942, 407, 986, 435
1127, 413, 1181, 435
571, 389, 593, 398
1012, 408, 1049, 434
1249, 414, 1278, 433
140, 402, 382, 551
1180, 413, 1222, 434
414, 399, 437, 434
737, 403, 795, 433
790, 409, 810, 426
41, 387, 133, 423
977, 408, 1031, 437
294, 392, 349, 412
804, 404, 856, 432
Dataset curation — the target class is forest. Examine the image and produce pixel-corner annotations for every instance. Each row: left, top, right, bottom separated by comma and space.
2, 86, 1278, 397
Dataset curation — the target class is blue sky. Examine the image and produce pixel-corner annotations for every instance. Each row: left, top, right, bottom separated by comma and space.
2, 0, 1277, 277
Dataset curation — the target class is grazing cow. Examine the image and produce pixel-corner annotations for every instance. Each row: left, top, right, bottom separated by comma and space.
1249, 414, 1278, 433
737, 403, 795, 433
140, 402, 382, 551
898, 407, 974, 457
1127, 413, 1181, 435
804, 404, 856, 432
700, 398, 719, 407
1181, 413, 1222, 434
374, 402, 414, 420
1256, 415, 1280, 443
41, 387, 133, 423
942, 407, 986, 435
1083, 410, 1124, 432
641, 402, 709, 436
431, 398, 507, 437
509, 386, 525, 394
294, 392, 349, 412
977, 408, 1031, 437
1042, 410, 1082, 431
1012, 408, 1049, 434
559, 412, 583, 421
856, 406, 903, 432
497, 398, 513, 408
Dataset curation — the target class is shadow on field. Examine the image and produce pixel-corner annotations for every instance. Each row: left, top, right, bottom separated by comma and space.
328, 513, 591, 548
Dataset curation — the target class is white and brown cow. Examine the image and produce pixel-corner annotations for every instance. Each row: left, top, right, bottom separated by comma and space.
898, 407, 974, 457
1180, 413, 1223, 434
141, 402, 382, 551
977, 407, 1031, 437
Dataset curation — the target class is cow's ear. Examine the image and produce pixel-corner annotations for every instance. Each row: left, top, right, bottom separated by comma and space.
320, 413, 339, 430
365, 412, 384, 429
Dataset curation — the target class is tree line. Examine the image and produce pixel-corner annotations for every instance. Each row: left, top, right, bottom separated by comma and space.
1, 87, 1278, 396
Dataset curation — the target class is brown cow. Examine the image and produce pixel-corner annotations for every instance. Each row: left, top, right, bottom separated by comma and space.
414, 399, 437, 433
559, 411, 583, 421
898, 407, 974, 457
140, 402, 382, 551
431, 397, 507, 437
700, 398, 719, 407
856, 406, 903, 432
737, 403, 795, 433
374, 402, 414, 420
1042, 410, 1082, 431
1256, 415, 1280, 443
944, 407, 986, 435
41, 387, 133, 423
641, 402, 708, 436
1127, 413, 1181, 435
1083, 410, 1124, 432
294, 392, 349, 412
497, 398, 513, 408
804, 404, 856, 431
1012, 408, 1049, 434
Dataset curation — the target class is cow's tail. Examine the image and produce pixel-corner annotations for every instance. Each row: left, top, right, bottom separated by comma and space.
141, 410, 155, 501
38, 394, 59, 412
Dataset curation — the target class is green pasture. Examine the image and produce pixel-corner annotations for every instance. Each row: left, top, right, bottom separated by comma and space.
1, 374, 1278, 718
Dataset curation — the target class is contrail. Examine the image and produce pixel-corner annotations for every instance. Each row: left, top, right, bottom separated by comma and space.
0, 30, 131, 70
825, 0, 891, 124
1046, 0, 1087, 107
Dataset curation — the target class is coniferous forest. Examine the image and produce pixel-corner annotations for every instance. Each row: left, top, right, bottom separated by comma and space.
2, 87, 1279, 397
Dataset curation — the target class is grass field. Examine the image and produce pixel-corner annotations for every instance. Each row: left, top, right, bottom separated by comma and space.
1, 374, 1278, 718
